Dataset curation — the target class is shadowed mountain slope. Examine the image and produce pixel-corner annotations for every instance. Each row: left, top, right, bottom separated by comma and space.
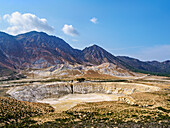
117, 56, 170, 76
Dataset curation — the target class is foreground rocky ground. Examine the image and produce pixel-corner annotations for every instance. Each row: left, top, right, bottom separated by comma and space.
0, 76, 169, 127
31, 88, 170, 128
0, 89, 169, 127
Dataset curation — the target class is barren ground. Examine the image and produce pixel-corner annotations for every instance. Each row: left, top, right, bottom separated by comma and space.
0, 75, 169, 127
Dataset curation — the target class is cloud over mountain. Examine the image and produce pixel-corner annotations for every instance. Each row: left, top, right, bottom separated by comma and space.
62, 24, 79, 36
3, 11, 54, 35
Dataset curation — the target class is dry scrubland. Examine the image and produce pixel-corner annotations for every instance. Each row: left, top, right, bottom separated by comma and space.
31, 88, 170, 128
0, 97, 54, 127
0, 76, 169, 128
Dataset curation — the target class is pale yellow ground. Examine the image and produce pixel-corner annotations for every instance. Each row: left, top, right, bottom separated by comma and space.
37, 93, 119, 112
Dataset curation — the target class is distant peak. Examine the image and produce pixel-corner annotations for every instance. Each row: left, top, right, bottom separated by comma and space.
90, 44, 100, 47
17, 31, 49, 36
0, 31, 7, 34
85, 44, 102, 49
0, 31, 14, 37
91, 44, 99, 47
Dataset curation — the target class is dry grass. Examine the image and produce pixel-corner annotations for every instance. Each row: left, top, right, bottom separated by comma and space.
0, 97, 54, 127
29, 80, 169, 128
82, 70, 121, 80
30, 100, 169, 128
130, 90, 170, 108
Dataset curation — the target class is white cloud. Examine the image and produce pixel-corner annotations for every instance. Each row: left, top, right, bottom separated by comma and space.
62, 24, 79, 36
3, 11, 54, 35
90, 17, 98, 24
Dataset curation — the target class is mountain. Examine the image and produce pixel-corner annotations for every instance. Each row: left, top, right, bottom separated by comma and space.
0, 31, 169, 77
0, 31, 85, 71
82, 45, 126, 67
0, 31, 124, 71
0, 32, 21, 70
16, 31, 83, 65
117, 56, 170, 76
0, 65, 15, 77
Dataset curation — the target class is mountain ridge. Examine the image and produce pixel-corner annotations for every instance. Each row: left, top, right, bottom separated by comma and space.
0, 31, 126, 69
0, 31, 169, 76
117, 56, 170, 76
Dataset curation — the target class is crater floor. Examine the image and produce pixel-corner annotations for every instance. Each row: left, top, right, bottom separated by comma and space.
37, 93, 119, 112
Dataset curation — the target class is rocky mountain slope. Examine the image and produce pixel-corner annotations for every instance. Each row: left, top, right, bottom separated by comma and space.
0, 31, 84, 70
0, 31, 124, 70
117, 56, 170, 76
0, 65, 15, 77
0, 31, 169, 77
82, 45, 126, 68
29, 63, 138, 79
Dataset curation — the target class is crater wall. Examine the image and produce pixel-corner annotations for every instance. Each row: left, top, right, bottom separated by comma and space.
7, 82, 160, 102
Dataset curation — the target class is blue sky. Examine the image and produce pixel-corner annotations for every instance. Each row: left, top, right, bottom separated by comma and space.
0, 0, 170, 61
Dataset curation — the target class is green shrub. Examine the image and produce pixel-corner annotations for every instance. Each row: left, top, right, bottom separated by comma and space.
77, 78, 85, 82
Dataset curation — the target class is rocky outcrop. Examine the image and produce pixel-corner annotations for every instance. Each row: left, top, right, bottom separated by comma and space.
118, 96, 136, 105
29, 63, 139, 78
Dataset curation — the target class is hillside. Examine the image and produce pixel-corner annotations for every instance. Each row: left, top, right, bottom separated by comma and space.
0, 31, 124, 70
82, 45, 126, 68
0, 65, 15, 77
29, 63, 138, 79
117, 56, 170, 76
